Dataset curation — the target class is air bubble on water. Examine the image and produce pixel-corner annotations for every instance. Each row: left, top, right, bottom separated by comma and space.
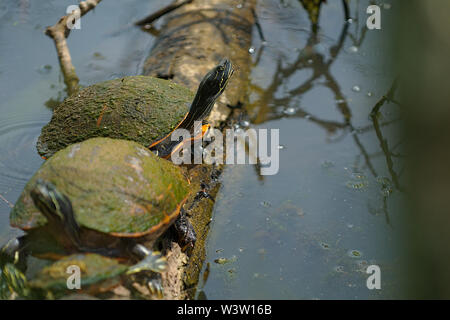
236, 3, 243, 9
283, 107, 296, 115
240, 120, 250, 128
347, 18, 353, 24
248, 47, 255, 54
348, 46, 359, 53
352, 85, 361, 92
367, 92, 373, 97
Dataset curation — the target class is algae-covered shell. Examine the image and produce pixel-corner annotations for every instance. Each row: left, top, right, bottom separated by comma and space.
11, 137, 189, 235
28, 253, 128, 294
37, 76, 194, 159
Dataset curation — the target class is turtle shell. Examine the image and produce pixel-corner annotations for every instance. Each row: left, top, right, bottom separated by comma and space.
28, 253, 128, 295
37, 76, 194, 159
11, 137, 189, 236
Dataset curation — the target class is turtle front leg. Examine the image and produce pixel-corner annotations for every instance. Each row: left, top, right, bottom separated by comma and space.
127, 244, 167, 274
127, 244, 166, 298
173, 208, 197, 252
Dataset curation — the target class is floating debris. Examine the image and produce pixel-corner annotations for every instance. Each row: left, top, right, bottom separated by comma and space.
248, 47, 255, 54
214, 258, 228, 265
334, 266, 345, 273
37, 64, 52, 74
367, 92, 373, 97
319, 242, 330, 250
214, 256, 237, 265
260, 201, 271, 208
277, 145, 285, 150
346, 172, 369, 190
92, 52, 106, 60
348, 250, 362, 258
355, 260, 368, 272
377, 176, 393, 197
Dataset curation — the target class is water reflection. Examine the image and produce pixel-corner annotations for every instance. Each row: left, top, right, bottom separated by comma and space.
201, 0, 404, 299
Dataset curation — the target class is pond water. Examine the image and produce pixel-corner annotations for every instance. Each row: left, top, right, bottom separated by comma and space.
198, 0, 406, 299
0, 0, 406, 299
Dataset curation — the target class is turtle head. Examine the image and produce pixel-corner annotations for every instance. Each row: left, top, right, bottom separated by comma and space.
30, 179, 81, 245
30, 179, 69, 222
196, 58, 234, 106
185, 59, 234, 126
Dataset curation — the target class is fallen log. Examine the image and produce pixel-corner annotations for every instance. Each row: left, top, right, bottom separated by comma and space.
142, 0, 256, 299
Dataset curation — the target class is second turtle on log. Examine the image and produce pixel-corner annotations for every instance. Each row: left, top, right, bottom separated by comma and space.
37, 59, 233, 159
2, 137, 197, 297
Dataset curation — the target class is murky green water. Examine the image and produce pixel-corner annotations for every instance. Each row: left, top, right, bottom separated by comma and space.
0, 0, 405, 299
198, 0, 406, 299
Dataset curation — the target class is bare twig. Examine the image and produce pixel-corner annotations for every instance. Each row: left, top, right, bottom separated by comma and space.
370, 78, 399, 116
135, 0, 193, 26
342, 0, 350, 21
251, 8, 266, 43
0, 194, 13, 208
45, 0, 102, 95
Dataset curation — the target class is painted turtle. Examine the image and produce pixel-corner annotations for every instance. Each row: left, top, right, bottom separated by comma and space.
37, 59, 234, 160
1, 137, 199, 296
28, 253, 129, 299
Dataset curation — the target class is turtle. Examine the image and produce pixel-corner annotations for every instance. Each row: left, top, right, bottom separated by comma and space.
28, 253, 129, 299
0, 137, 202, 297
37, 59, 234, 160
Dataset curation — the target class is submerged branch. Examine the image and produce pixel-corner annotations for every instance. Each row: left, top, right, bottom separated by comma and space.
0, 194, 13, 209
45, 0, 102, 95
135, 0, 193, 26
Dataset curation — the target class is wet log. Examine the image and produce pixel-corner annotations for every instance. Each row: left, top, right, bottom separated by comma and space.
142, 0, 256, 299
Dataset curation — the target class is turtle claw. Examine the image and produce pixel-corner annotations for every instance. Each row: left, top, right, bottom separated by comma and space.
147, 278, 164, 299
127, 251, 167, 275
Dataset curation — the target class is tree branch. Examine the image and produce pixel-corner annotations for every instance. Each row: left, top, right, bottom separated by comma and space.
45, 0, 102, 95
135, 0, 193, 26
